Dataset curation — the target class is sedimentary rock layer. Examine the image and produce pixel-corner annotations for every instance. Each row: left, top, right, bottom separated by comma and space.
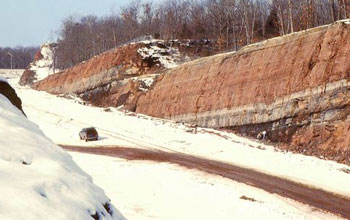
135, 21, 350, 164
32, 41, 191, 109
136, 22, 350, 122
31, 21, 350, 164
33, 43, 156, 94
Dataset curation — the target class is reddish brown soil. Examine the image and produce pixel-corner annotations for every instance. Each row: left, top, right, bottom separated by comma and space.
61, 145, 350, 219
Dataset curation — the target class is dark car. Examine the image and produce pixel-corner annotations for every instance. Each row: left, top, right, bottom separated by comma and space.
79, 127, 98, 142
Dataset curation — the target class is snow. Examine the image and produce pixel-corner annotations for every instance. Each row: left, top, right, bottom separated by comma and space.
0, 76, 8, 82
70, 152, 343, 220
137, 41, 181, 69
130, 74, 158, 92
29, 43, 58, 82
10, 80, 350, 198
0, 77, 125, 219
1, 70, 350, 219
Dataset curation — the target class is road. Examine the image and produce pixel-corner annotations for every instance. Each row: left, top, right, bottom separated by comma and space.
61, 145, 350, 219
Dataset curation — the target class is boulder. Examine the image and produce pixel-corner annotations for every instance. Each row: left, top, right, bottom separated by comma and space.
0, 80, 26, 116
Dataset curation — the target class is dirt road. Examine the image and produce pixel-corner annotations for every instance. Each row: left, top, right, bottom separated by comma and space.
61, 145, 350, 219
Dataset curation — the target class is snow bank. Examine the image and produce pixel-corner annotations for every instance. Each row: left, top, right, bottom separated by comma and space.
0, 76, 8, 83
0, 89, 125, 219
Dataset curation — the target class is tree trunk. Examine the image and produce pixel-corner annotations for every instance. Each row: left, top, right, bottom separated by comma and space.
288, 0, 294, 33
330, 0, 337, 22
278, 5, 285, 35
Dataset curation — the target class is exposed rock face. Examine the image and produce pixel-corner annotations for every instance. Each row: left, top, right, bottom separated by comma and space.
33, 41, 187, 108
19, 43, 57, 86
135, 21, 350, 164
31, 22, 350, 164
0, 81, 26, 116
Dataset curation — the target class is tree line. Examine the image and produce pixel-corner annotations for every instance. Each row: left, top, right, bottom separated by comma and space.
0, 47, 38, 69
55, 0, 350, 69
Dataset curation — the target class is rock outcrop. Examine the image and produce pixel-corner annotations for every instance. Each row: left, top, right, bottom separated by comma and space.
33, 40, 189, 109
19, 43, 57, 86
0, 80, 26, 116
31, 21, 350, 164
134, 21, 350, 164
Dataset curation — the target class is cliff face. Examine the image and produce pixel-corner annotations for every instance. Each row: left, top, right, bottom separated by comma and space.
33, 41, 185, 110
31, 21, 350, 164
135, 21, 350, 164
19, 43, 57, 86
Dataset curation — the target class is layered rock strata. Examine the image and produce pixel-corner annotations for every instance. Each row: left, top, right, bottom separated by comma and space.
135, 21, 350, 164
31, 21, 350, 164
33, 41, 185, 109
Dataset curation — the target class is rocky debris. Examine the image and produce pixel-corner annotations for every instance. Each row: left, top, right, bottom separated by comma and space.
19, 69, 36, 86
169, 39, 216, 59
19, 42, 57, 86
134, 21, 350, 165
137, 41, 182, 69
0, 80, 26, 116
78, 79, 146, 111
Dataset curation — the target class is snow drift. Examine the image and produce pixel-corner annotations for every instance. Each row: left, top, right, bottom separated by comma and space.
0, 81, 125, 220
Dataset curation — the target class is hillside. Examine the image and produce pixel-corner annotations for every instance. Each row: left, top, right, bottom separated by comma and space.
33, 40, 197, 110
29, 20, 350, 164
135, 20, 350, 164
0, 76, 125, 220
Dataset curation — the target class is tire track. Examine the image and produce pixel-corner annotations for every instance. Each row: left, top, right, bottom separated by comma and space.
61, 145, 350, 220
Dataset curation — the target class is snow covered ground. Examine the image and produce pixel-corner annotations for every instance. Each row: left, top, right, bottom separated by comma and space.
1, 69, 349, 219
0, 72, 125, 220
70, 152, 342, 220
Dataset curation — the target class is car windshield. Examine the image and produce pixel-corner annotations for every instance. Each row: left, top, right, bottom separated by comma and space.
86, 128, 97, 136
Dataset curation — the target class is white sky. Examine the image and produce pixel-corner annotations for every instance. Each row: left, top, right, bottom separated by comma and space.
0, 0, 132, 47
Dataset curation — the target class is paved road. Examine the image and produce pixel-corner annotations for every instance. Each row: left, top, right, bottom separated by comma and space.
61, 145, 350, 219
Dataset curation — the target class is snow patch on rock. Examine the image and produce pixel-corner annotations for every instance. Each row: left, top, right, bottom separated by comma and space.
29, 43, 58, 82
137, 41, 181, 69
131, 74, 158, 92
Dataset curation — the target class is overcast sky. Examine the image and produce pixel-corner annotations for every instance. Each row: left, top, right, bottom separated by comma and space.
0, 0, 132, 47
